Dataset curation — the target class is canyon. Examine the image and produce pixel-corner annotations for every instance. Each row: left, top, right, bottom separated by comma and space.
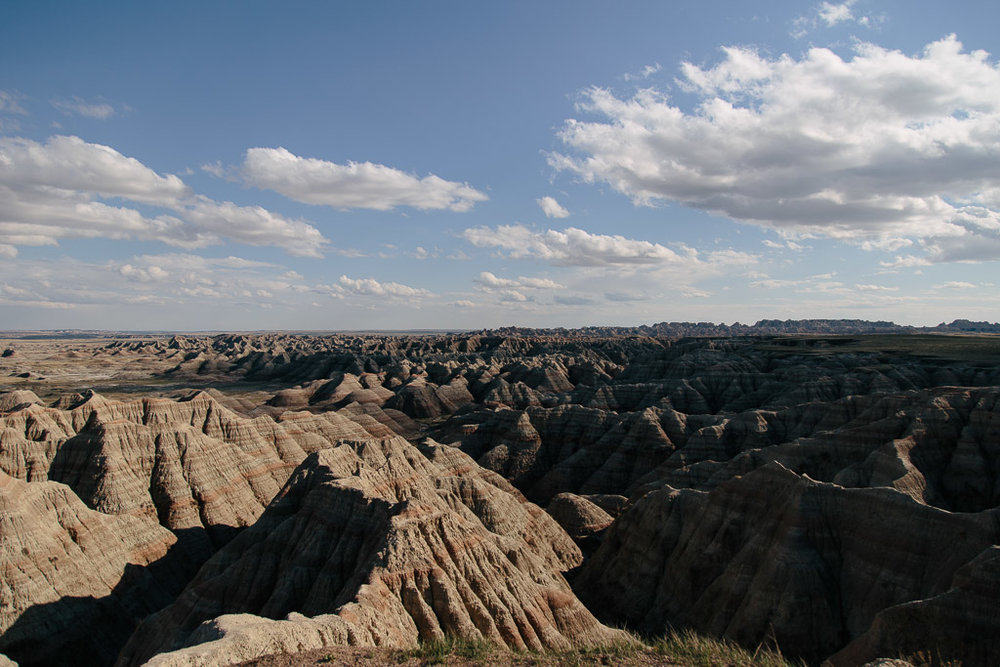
1, 326, 998, 666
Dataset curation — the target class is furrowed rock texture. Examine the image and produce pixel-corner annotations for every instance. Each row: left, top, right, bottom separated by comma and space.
576, 463, 1000, 664
0, 471, 179, 666
118, 437, 628, 666
545, 493, 614, 542
107, 332, 642, 418
830, 545, 1000, 666
0, 391, 392, 545
545, 493, 614, 556
0, 390, 415, 665
573, 385, 1000, 665
0, 391, 41, 413
434, 404, 691, 504
634, 387, 1000, 513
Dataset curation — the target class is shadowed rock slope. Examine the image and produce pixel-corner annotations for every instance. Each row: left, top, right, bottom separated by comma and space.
0, 470, 179, 665
572, 387, 1000, 666
118, 437, 627, 666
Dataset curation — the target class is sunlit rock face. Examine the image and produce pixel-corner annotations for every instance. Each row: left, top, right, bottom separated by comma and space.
0, 389, 420, 665
0, 391, 391, 542
118, 437, 627, 667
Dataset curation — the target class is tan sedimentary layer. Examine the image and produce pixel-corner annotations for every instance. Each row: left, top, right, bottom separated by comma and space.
119, 437, 629, 666
0, 391, 408, 542
0, 390, 426, 664
0, 470, 176, 663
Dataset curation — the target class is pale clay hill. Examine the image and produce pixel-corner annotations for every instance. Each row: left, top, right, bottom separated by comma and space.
120, 438, 626, 666
1, 330, 999, 666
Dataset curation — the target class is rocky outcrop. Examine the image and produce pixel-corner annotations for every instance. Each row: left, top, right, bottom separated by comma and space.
386, 376, 474, 419
546, 493, 614, 541
0, 471, 182, 666
829, 545, 1000, 667
574, 461, 1000, 664
0, 392, 383, 549
0, 391, 422, 664
545, 493, 614, 557
434, 404, 691, 504
119, 437, 629, 666
0, 392, 41, 413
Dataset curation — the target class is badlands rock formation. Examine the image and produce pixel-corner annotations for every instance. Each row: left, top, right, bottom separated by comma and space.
0, 470, 178, 665
1, 328, 999, 665
571, 384, 1000, 665
119, 437, 626, 666
0, 389, 435, 664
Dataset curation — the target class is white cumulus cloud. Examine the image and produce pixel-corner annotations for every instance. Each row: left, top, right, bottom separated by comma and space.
0, 135, 187, 205
183, 197, 328, 258
338, 275, 430, 298
551, 36, 1000, 262
792, 0, 874, 38
463, 224, 694, 266
536, 195, 570, 218
240, 146, 487, 212
818, 1, 857, 27
476, 271, 563, 290
119, 263, 169, 282
0, 135, 330, 257
463, 225, 756, 308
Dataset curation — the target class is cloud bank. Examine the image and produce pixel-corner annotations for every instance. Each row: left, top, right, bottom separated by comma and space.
551, 36, 1000, 262
462, 224, 756, 310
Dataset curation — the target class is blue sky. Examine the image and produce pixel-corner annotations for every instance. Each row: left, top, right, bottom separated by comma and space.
1, 0, 998, 330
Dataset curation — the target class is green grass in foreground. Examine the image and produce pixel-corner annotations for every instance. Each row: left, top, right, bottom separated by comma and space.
649, 628, 797, 666
402, 628, 801, 666
403, 635, 495, 663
